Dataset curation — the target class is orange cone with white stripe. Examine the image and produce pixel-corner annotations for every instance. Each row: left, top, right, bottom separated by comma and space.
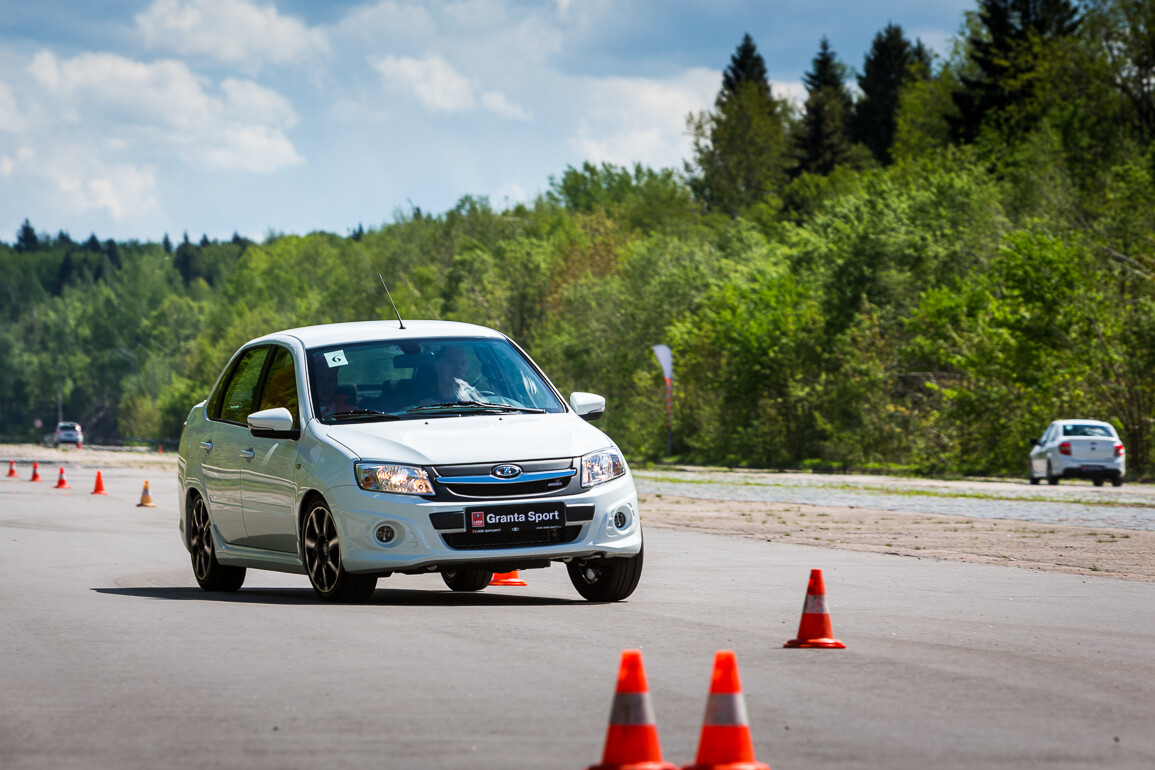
137, 480, 156, 508
54, 467, 71, 489
784, 569, 845, 649
6, 460, 17, 478
490, 570, 528, 586
682, 651, 770, 770
586, 650, 677, 770
29, 462, 41, 482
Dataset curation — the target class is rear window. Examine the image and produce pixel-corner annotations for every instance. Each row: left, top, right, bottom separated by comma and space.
1062, 424, 1114, 437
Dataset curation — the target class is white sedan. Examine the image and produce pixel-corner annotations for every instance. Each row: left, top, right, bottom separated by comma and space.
177, 320, 644, 602
1029, 419, 1125, 487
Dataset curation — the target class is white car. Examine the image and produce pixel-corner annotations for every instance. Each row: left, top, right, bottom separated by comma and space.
1029, 419, 1125, 487
177, 320, 644, 602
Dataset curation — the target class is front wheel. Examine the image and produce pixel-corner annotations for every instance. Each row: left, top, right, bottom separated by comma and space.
188, 494, 246, 592
567, 541, 644, 602
302, 500, 377, 603
442, 569, 493, 592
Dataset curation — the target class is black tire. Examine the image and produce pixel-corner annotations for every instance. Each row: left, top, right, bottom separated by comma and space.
567, 540, 644, 602
1093, 478, 1105, 487
442, 569, 493, 592
188, 494, 246, 592
1112, 476, 1124, 487
1029, 472, 1040, 485
1047, 462, 1059, 485
302, 499, 377, 603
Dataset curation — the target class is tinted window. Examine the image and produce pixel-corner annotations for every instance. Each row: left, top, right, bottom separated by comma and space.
1063, 424, 1113, 438
256, 346, 298, 426
211, 347, 270, 424
305, 337, 566, 420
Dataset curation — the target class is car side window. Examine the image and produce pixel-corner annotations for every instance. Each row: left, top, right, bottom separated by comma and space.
256, 346, 298, 426
211, 346, 270, 425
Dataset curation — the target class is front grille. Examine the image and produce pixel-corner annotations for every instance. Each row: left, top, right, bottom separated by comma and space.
431, 457, 578, 500
441, 524, 583, 550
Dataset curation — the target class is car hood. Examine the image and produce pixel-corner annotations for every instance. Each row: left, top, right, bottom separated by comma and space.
321, 413, 615, 465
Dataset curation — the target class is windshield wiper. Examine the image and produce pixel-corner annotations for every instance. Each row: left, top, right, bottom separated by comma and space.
323, 409, 401, 422
406, 400, 546, 414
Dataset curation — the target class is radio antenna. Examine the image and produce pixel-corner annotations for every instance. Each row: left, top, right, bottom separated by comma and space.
378, 274, 406, 329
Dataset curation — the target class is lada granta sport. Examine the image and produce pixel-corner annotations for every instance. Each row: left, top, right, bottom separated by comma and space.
177, 320, 644, 602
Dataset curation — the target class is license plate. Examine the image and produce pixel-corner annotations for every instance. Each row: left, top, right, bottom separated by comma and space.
467, 503, 566, 536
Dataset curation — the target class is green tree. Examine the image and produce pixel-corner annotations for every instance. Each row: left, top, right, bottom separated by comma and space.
796, 38, 859, 175
686, 34, 793, 218
853, 24, 931, 165
951, 0, 1082, 143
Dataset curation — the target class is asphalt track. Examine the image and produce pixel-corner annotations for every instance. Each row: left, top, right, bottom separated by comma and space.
2, 465, 1155, 769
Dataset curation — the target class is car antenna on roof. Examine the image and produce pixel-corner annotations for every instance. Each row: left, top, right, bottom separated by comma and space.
378, 274, 406, 329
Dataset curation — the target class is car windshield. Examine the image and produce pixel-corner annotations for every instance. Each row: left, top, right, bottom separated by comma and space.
1062, 424, 1114, 438
306, 337, 566, 422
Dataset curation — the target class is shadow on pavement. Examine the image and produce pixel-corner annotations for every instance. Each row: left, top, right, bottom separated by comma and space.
92, 585, 586, 606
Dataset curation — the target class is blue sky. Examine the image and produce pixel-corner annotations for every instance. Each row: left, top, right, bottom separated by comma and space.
0, 1, 975, 244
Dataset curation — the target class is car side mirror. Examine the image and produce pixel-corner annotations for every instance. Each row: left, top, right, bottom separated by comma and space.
569, 391, 606, 422
248, 407, 299, 439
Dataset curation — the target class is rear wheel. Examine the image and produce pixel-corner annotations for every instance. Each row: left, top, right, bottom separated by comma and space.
442, 569, 493, 592
1046, 462, 1059, 485
302, 499, 377, 603
188, 494, 246, 592
1093, 478, 1105, 487
1112, 476, 1124, 487
567, 540, 644, 602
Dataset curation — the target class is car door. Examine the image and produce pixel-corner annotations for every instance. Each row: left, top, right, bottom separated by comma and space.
199, 345, 271, 544
1030, 423, 1053, 476
239, 345, 301, 553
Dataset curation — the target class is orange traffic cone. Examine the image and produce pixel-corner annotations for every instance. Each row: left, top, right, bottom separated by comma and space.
137, 480, 156, 508
54, 467, 71, 489
92, 471, 108, 495
586, 650, 677, 770
6, 460, 16, 478
784, 569, 845, 649
157, 444, 163, 454
490, 570, 528, 586
30, 461, 41, 482
682, 651, 770, 770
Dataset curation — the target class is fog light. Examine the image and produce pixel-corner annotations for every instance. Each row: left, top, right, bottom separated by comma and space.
375, 525, 396, 544
613, 510, 628, 529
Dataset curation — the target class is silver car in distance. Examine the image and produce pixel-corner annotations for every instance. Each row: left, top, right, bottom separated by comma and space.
1028, 418, 1125, 487
177, 320, 644, 602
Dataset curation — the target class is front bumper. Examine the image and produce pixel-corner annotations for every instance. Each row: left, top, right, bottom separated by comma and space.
327, 474, 642, 575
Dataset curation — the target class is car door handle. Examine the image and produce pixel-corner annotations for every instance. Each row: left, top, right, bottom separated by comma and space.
240, 449, 255, 460
200, 440, 213, 451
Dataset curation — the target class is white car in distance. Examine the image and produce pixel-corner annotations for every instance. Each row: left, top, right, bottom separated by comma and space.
177, 320, 644, 602
1029, 419, 1125, 487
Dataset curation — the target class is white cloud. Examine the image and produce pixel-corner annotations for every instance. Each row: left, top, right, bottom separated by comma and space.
25, 50, 302, 173
371, 52, 529, 121
373, 53, 475, 113
567, 67, 718, 170
136, 0, 329, 66
0, 78, 22, 132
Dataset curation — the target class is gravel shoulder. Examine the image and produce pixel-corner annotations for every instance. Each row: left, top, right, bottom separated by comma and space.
640, 494, 1155, 582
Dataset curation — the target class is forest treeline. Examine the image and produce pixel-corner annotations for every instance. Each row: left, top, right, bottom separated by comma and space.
5, 0, 1155, 477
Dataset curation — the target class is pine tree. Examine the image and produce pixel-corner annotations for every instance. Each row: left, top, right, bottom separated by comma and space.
162, 233, 173, 254
853, 24, 931, 165
796, 38, 856, 175
15, 219, 39, 253
687, 34, 793, 217
951, 0, 1082, 142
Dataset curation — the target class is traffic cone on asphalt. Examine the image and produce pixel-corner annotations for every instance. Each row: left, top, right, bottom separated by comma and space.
29, 462, 41, 482
136, 480, 156, 508
784, 569, 846, 649
682, 651, 771, 770
92, 471, 108, 495
490, 570, 528, 586
6, 460, 16, 478
586, 650, 677, 770
54, 467, 71, 489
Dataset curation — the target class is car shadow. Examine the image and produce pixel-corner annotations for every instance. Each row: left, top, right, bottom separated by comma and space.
92, 585, 587, 606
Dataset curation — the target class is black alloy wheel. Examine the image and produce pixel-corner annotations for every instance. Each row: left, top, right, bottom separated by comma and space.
188, 494, 246, 592
302, 500, 377, 603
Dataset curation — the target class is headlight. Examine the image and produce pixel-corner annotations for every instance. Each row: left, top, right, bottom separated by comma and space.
580, 448, 627, 488
355, 462, 434, 495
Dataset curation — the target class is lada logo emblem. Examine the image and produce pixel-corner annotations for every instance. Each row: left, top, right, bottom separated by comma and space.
492, 464, 522, 479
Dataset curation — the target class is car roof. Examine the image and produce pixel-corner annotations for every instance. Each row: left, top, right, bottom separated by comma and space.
247, 320, 508, 350
1053, 419, 1113, 426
